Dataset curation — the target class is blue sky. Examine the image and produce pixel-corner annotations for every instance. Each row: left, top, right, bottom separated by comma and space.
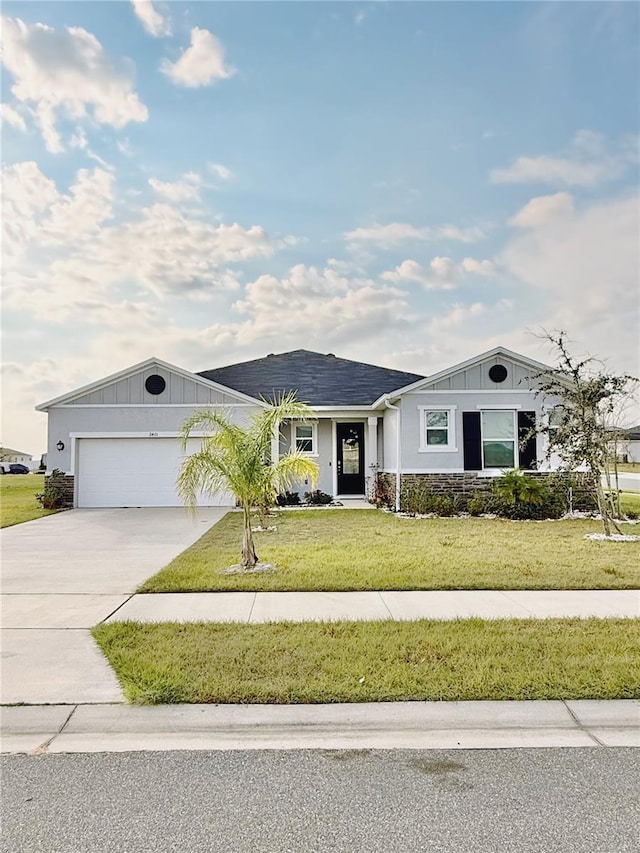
2, 1, 639, 453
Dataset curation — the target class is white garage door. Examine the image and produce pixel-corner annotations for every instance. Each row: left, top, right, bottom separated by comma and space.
76, 438, 234, 508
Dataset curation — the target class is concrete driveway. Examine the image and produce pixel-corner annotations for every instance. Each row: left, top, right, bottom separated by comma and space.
0, 508, 228, 704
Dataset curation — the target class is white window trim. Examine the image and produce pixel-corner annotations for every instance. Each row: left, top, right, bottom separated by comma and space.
418, 406, 457, 453
480, 409, 518, 470
293, 421, 318, 457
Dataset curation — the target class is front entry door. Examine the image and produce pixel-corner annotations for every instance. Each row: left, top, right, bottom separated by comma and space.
336, 422, 365, 495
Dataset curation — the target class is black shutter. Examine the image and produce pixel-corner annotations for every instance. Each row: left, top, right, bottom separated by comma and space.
518, 411, 537, 470
463, 412, 482, 471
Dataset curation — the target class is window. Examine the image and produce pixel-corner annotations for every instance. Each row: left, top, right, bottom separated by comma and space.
294, 423, 316, 455
419, 407, 457, 452
548, 406, 564, 434
481, 410, 516, 468
426, 411, 449, 445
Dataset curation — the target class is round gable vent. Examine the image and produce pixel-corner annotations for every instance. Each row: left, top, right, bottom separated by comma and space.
145, 374, 166, 395
488, 364, 508, 383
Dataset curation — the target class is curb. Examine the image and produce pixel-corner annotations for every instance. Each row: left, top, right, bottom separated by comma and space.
2, 700, 638, 754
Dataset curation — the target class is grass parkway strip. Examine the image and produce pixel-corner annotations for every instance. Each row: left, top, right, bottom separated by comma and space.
139, 510, 640, 593
93, 617, 640, 705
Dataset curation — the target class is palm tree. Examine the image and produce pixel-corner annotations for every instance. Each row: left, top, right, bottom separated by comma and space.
178, 392, 319, 570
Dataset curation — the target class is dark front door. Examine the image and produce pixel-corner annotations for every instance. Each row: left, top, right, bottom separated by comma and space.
336, 422, 365, 495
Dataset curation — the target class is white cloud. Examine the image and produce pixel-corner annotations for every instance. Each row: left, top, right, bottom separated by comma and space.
0, 103, 26, 131
130, 0, 171, 38
1, 16, 148, 152
499, 193, 639, 376
509, 192, 575, 229
382, 258, 457, 290
345, 222, 485, 248
148, 172, 202, 202
161, 27, 235, 88
382, 256, 496, 289
208, 162, 234, 181
1, 161, 59, 258
227, 264, 411, 348
2, 161, 294, 315
459, 257, 496, 276
491, 131, 637, 187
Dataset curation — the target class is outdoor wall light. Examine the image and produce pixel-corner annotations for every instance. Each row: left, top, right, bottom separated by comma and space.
56, 441, 65, 452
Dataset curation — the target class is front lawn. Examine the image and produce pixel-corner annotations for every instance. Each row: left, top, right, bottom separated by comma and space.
613, 462, 640, 474
0, 473, 55, 528
139, 510, 640, 592
93, 617, 640, 704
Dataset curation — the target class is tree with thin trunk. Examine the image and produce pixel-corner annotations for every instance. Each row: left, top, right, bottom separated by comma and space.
178, 393, 319, 570
532, 331, 637, 535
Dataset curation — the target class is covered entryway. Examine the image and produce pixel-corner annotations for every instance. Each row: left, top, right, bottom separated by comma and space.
76, 437, 234, 508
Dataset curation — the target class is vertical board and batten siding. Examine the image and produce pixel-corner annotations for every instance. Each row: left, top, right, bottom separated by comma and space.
429, 358, 538, 391
67, 366, 241, 406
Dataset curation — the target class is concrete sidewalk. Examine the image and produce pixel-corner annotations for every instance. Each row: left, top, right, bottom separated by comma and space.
1, 700, 638, 754
105, 589, 640, 624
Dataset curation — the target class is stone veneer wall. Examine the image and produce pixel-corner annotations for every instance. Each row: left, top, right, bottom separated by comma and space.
376, 471, 597, 512
61, 475, 75, 508
45, 473, 75, 508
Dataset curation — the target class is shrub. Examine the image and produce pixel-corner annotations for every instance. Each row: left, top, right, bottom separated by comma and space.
452, 493, 471, 515
432, 495, 455, 517
276, 491, 300, 506
468, 492, 491, 516
400, 479, 433, 516
304, 489, 333, 505
35, 469, 67, 509
491, 470, 567, 520
372, 473, 395, 509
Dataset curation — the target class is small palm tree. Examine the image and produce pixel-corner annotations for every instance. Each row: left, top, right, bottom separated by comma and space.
178, 392, 319, 570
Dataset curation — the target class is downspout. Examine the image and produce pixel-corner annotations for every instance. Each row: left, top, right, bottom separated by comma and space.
385, 397, 402, 512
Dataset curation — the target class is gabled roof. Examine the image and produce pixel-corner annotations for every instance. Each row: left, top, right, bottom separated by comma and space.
373, 346, 567, 404
36, 357, 266, 411
198, 350, 424, 406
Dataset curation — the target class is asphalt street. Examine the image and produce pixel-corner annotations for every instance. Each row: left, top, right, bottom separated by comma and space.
2, 748, 638, 853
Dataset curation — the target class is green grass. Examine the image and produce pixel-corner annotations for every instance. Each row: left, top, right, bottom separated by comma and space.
0, 473, 56, 528
139, 510, 640, 593
613, 462, 640, 474
619, 492, 640, 514
93, 617, 640, 704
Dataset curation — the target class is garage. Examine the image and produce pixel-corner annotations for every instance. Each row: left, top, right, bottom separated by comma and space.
76, 437, 234, 508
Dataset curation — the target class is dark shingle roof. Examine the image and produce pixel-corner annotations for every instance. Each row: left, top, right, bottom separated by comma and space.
198, 350, 424, 406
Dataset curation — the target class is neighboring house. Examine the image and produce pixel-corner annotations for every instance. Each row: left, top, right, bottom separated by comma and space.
36, 347, 566, 509
617, 425, 640, 464
0, 447, 34, 464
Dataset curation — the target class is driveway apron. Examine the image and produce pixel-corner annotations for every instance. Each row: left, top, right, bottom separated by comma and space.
0, 508, 228, 704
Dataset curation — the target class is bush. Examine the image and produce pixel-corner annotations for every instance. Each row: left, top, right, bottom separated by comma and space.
372, 474, 395, 509
304, 489, 333, 505
276, 491, 300, 506
467, 492, 491, 516
35, 469, 67, 509
452, 493, 471, 515
490, 470, 567, 520
400, 479, 433, 515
